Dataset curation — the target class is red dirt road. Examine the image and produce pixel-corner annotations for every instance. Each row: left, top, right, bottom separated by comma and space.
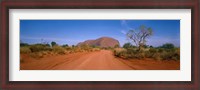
20, 50, 180, 70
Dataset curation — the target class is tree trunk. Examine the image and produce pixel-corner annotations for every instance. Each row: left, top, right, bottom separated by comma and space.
138, 44, 144, 52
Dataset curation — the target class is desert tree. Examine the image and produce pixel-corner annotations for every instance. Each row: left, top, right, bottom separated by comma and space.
126, 25, 153, 51
51, 41, 57, 47
20, 40, 29, 47
123, 42, 136, 49
72, 45, 75, 48
62, 44, 69, 47
160, 43, 175, 49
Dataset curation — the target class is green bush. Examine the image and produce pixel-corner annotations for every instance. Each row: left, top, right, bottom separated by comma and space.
62, 44, 69, 47
20, 47, 31, 54
114, 44, 120, 48
145, 48, 157, 58
113, 48, 127, 57
113, 46, 180, 61
149, 48, 157, 53
159, 43, 175, 49
158, 48, 164, 53
135, 52, 145, 59
20, 43, 29, 47
64, 46, 72, 50
123, 43, 136, 49
92, 48, 101, 51
160, 48, 180, 60
114, 48, 146, 59
152, 52, 162, 60
148, 48, 180, 61
79, 44, 93, 51
52, 46, 65, 54
29, 44, 52, 52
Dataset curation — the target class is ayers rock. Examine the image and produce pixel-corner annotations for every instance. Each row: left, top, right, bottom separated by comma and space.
77, 37, 120, 48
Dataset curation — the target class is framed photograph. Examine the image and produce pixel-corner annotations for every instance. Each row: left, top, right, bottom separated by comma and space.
0, 0, 199, 89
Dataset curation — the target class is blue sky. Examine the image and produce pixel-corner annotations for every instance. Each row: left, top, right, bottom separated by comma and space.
20, 20, 180, 47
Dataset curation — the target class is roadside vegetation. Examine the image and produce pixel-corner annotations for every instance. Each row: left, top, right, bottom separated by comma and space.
113, 25, 180, 61
113, 43, 180, 60
20, 41, 101, 60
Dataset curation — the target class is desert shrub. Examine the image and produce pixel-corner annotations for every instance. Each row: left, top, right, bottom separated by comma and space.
114, 44, 120, 48
123, 43, 136, 49
71, 45, 75, 48
174, 48, 180, 60
91, 45, 97, 48
143, 45, 150, 48
162, 48, 180, 60
126, 48, 137, 54
149, 45, 153, 48
114, 46, 180, 61
158, 48, 164, 53
102, 47, 113, 50
113, 48, 127, 57
152, 52, 162, 60
133, 49, 146, 59
52, 46, 65, 54
172, 52, 180, 60
149, 48, 157, 53
159, 43, 175, 49
134, 53, 145, 59
146, 48, 164, 60
114, 48, 146, 59
62, 44, 69, 47
151, 43, 180, 60
176, 48, 180, 56
20, 43, 29, 47
92, 48, 101, 51
79, 44, 93, 52
150, 48, 180, 61
39, 51, 51, 56
20, 47, 31, 54
71, 47, 82, 52
145, 48, 157, 58
125, 48, 137, 58
29, 44, 51, 52
64, 46, 72, 50
160, 51, 170, 60
145, 51, 151, 58
118, 51, 129, 59
114, 43, 180, 61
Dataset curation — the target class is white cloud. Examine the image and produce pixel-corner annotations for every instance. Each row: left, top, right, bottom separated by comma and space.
120, 30, 126, 35
120, 20, 135, 30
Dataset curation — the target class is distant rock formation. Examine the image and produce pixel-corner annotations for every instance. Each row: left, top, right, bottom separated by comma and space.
77, 37, 120, 48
